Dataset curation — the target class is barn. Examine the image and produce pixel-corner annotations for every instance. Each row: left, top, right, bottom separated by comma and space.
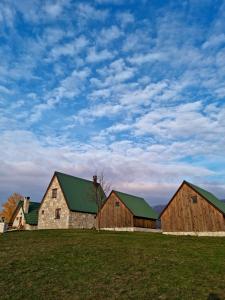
98, 190, 158, 231
160, 180, 225, 235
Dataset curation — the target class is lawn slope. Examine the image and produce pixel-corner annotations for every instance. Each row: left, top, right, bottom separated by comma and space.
1, 230, 225, 299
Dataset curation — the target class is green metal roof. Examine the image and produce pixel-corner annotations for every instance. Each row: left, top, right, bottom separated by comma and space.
14, 200, 40, 225
24, 202, 40, 225
56, 171, 105, 214
186, 181, 225, 215
113, 190, 158, 219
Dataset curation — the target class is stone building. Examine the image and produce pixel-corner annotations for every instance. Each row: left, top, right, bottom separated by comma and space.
38, 171, 105, 230
9, 197, 40, 230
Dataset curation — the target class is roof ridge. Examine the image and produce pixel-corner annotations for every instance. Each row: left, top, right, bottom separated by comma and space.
55, 171, 93, 184
186, 181, 219, 199
113, 190, 145, 200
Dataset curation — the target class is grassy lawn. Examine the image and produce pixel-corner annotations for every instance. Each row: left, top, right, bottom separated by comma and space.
1, 230, 225, 300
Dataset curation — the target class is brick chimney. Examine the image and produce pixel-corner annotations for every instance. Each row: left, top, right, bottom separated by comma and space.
23, 197, 30, 214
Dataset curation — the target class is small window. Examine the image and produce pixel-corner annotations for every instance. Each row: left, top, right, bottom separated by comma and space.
191, 196, 197, 204
52, 188, 57, 198
115, 201, 120, 207
55, 208, 61, 219
16, 217, 19, 220
41, 210, 44, 215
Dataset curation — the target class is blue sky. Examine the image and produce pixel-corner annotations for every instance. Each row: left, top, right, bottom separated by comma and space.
0, 0, 225, 207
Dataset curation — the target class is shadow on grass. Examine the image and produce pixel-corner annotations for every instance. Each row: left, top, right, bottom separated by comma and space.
208, 293, 221, 300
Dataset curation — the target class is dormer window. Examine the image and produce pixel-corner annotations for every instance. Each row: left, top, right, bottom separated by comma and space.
52, 188, 57, 198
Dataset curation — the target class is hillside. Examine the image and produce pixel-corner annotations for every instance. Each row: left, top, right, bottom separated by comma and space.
1, 230, 225, 299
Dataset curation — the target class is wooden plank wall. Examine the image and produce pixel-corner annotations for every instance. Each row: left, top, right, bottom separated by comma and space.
161, 183, 225, 232
133, 217, 156, 229
99, 192, 133, 228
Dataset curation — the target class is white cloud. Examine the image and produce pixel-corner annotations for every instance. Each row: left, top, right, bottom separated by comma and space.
50, 35, 89, 59
86, 47, 114, 63
97, 25, 122, 44
29, 67, 91, 122
202, 34, 225, 49
76, 3, 109, 21
1, 129, 224, 207
44, 2, 63, 18
116, 11, 134, 27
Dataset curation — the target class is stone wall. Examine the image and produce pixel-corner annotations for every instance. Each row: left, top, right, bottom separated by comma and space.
25, 224, 38, 230
38, 176, 70, 229
69, 211, 96, 229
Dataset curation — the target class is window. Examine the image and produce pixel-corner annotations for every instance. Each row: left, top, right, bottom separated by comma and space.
191, 196, 197, 204
55, 208, 61, 219
115, 201, 120, 207
41, 210, 44, 215
52, 188, 57, 198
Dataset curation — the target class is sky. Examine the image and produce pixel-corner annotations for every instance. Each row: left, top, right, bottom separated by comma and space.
0, 0, 225, 207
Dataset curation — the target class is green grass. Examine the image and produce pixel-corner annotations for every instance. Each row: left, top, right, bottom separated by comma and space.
1, 230, 225, 300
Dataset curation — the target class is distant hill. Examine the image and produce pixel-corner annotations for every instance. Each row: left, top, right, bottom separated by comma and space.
153, 205, 165, 215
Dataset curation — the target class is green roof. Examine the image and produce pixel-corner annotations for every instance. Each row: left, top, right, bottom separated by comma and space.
56, 172, 105, 214
14, 200, 40, 225
114, 190, 158, 219
186, 181, 225, 215
24, 202, 40, 225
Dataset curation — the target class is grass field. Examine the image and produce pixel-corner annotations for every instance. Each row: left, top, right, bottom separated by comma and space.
1, 230, 225, 300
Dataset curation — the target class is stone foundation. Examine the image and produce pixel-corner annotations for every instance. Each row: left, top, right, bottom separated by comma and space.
101, 227, 162, 233
163, 231, 225, 237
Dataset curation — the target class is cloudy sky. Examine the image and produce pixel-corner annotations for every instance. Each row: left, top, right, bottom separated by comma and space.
0, 0, 225, 207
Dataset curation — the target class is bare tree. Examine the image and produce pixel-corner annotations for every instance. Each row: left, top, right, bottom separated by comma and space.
92, 172, 111, 230
0, 193, 23, 223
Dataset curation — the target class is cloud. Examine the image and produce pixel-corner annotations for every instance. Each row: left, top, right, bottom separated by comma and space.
76, 3, 109, 21
50, 35, 89, 60
86, 47, 115, 63
97, 25, 122, 44
1, 129, 223, 207
29, 67, 91, 122
116, 11, 135, 27
202, 34, 225, 49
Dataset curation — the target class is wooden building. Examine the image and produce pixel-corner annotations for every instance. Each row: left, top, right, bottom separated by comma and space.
160, 180, 225, 235
98, 190, 158, 230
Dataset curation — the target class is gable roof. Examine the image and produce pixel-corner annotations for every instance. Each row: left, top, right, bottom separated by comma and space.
185, 181, 225, 215
24, 201, 40, 225
160, 180, 225, 217
113, 190, 158, 220
55, 171, 106, 214
9, 200, 40, 226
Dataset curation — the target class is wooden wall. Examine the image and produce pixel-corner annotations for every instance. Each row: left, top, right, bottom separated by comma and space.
99, 192, 133, 228
161, 183, 225, 232
133, 217, 156, 229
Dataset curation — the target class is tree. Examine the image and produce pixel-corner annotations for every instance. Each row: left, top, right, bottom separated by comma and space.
92, 172, 111, 230
0, 193, 23, 223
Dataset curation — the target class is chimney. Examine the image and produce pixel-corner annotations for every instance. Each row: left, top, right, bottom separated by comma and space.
93, 175, 99, 187
23, 196, 30, 214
